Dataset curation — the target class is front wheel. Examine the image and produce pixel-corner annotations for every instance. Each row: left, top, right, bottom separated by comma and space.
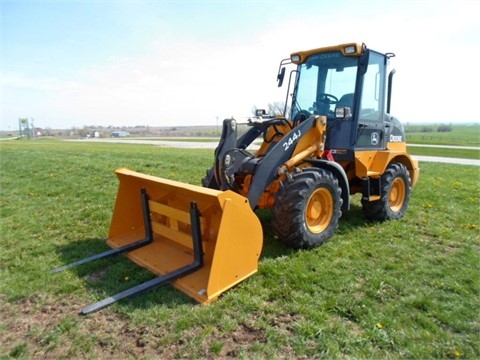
272, 168, 342, 249
362, 163, 411, 221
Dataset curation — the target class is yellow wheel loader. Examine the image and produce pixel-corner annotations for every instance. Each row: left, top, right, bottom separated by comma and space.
53, 43, 419, 314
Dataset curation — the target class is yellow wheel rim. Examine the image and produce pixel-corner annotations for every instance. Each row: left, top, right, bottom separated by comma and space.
306, 188, 333, 233
389, 177, 406, 212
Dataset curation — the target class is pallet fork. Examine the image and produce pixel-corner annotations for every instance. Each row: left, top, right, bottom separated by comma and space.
52, 169, 263, 314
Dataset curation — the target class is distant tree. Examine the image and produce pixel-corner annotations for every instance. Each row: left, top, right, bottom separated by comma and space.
420, 126, 434, 133
267, 102, 287, 116
251, 102, 288, 117
437, 124, 453, 132
78, 126, 90, 138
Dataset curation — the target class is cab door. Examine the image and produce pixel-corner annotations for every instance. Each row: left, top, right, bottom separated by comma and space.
355, 51, 388, 150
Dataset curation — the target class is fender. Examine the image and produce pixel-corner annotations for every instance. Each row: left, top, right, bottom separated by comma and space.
304, 158, 350, 213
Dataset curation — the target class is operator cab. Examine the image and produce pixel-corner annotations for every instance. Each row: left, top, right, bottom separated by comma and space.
279, 43, 398, 161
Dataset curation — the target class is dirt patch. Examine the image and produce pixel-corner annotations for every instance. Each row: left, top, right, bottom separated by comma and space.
197, 311, 301, 359
217, 322, 267, 357
0, 292, 164, 359
157, 321, 269, 359
269, 312, 299, 333
1, 294, 302, 359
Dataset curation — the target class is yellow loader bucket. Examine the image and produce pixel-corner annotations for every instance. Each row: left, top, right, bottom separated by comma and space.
107, 168, 263, 305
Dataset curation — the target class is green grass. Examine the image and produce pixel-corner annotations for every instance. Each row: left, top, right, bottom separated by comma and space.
405, 123, 479, 147
404, 123, 479, 159
1, 139, 479, 359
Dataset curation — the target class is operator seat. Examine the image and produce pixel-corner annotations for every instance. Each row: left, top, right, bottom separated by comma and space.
336, 93, 354, 109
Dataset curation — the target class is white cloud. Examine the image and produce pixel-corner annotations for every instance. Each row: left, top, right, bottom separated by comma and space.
40, 37, 282, 128
2, 0, 479, 130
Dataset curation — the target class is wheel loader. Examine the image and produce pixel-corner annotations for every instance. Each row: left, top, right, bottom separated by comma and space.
53, 42, 419, 314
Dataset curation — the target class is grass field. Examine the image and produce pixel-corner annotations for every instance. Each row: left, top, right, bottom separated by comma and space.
407, 146, 479, 160
405, 123, 479, 147
1, 139, 479, 359
405, 123, 479, 159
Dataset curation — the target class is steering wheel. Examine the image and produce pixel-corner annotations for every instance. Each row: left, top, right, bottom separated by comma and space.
292, 110, 311, 124
317, 93, 338, 105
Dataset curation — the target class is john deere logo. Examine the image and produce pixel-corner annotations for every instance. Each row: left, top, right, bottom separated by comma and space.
371, 132, 379, 145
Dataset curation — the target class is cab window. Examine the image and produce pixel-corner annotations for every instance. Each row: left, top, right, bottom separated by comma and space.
360, 51, 386, 123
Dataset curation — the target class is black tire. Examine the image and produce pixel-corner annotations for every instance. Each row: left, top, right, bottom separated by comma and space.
272, 168, 342, 249
362, 163, 411, 221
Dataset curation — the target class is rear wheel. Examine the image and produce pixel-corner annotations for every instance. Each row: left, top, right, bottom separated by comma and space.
362, 163, 411, 221
272, 168, 342, 249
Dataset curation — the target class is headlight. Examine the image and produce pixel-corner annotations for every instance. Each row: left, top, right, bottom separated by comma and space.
291, 54, 301, 62
335, 107, 352, 119
344, 45, 356, 54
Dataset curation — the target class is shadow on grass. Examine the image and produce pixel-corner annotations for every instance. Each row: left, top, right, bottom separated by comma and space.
52, 237, 196, 314
256, 202, 367, 260
52, 202, 367, 314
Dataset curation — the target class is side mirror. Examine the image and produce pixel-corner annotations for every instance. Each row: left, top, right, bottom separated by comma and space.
255, 109, 267, 117
277, 67, 286, 87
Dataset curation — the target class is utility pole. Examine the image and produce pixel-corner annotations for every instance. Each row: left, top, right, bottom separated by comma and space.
31, 118, 35, 139
26, 119, 30, 139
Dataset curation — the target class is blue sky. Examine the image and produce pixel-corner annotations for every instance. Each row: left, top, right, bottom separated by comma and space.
2, 0, 479, 130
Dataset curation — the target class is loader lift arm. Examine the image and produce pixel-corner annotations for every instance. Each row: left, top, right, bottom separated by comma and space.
214, 116, 324, 209
212, 117, 289, 191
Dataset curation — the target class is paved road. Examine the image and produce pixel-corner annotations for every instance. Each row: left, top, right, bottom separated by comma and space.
71, 138, 480, 166
81, 138, 223, 149
409, 144, 479, 151
408, 144, 480, 166
70, 138, 253, 150
414, 156, 480, 166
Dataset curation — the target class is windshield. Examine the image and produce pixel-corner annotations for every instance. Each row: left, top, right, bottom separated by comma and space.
291, 51, 358, 120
